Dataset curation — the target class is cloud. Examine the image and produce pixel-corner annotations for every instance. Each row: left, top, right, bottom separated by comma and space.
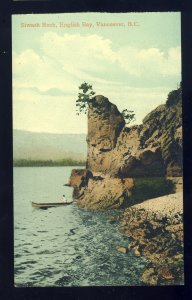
117, 46, 181, 77
40, 32, 181, 78
12, 36, 119, 96
41, 32, 117, 71
12, 49, 77, 92
13, 32, 181, 94
12, 32, 181, 133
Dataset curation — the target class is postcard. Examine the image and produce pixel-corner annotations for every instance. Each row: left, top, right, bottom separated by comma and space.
12, 12, 183, 287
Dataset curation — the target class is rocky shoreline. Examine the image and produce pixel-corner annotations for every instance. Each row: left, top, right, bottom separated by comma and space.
69, 172, 184, 285
118, 192, 183, 285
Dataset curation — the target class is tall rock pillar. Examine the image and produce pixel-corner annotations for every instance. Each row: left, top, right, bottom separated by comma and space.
86, 95, 125, 173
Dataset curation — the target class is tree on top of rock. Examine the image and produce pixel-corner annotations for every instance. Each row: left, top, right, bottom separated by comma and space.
76, 82, 95, 115
76, 81, 136, 125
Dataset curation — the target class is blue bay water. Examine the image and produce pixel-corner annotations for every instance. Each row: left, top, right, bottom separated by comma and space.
14, 166, 147, 287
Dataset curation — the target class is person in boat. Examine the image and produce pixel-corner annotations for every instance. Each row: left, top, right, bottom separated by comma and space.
61, 194, 67, 203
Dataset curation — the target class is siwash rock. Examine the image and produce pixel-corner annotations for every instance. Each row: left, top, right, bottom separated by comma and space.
69, 87, 182, 210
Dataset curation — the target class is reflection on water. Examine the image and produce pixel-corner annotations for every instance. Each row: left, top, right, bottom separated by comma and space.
14, 166, 147, 287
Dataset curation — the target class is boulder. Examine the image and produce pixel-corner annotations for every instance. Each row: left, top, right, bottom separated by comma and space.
141, 268, 158, 285
107, 216, 118, 224
68, 169, 87, 187
116, 245, 128, 254
75, 177, 132, 211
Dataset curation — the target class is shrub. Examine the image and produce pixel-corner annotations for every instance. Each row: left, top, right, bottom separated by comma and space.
166, 84, 182, 107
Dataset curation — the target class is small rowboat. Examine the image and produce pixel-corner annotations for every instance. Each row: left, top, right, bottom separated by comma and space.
31, 201, 72, 209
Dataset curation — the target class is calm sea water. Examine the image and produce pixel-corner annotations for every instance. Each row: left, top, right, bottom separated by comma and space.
14, 166, 147, 287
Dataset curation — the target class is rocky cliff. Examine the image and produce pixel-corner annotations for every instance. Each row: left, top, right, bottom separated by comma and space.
69, 86, 182, 210
86, 90, 182, 178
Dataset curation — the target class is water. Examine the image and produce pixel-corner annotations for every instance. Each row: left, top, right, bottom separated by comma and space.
14, 166, 147, 287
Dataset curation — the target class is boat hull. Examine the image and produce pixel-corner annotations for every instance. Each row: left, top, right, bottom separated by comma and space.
31, 201, 72, 209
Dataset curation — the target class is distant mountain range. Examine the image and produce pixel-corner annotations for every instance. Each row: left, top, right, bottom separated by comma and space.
13, 130, 87, 161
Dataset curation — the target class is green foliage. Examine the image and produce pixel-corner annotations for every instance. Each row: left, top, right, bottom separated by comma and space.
121, 109, 136, 125
166, 83, 182, 107
76, 82, 136, 122
127, 177, 175, 206
76, 81, 135, 124
14, 159, 86, 167
76, 82, 96, 114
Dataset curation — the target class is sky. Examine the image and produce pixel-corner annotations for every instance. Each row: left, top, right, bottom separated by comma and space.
12, 12, 181, 134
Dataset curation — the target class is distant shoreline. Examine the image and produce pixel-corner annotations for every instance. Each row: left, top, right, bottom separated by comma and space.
13, 159, 86, 167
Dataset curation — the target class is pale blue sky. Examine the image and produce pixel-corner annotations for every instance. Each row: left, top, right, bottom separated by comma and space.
12, 12, 181, 133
